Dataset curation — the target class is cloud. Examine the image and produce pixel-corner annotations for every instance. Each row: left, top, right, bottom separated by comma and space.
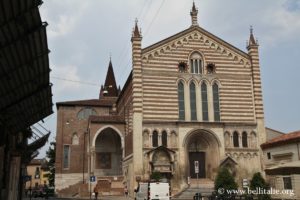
260, 1, 300, 47
41, 1, 90, 38
51, 64, 82, 94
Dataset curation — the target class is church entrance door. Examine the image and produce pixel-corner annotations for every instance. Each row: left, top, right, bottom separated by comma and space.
189, 152, 205, 178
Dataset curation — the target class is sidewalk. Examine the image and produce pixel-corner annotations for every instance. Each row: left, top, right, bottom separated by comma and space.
22, 196, 134, 200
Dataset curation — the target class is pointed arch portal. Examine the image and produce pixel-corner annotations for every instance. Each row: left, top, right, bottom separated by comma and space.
184, 129, 220, 179
94, 127, 123, 176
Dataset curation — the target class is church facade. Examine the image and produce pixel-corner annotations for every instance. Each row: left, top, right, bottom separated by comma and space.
55, 3, 266, 196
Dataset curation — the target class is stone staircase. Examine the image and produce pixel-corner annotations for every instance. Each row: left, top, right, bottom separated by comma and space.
56, 176, 124, 198
173, 179, 215, 200
97, 176, 124, 196
56, 181, 83, 198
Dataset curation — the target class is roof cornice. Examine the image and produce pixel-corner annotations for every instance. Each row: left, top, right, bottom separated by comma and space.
142, 26, 250, 59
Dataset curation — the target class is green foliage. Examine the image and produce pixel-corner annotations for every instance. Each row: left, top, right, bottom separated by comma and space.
150, 171, 162, 182
46, 141, 56, 187
214, 167, 238, 195
250, 172, 271, 200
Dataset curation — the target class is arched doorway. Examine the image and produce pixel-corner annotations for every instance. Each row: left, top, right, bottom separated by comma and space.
94, 127, 122, 176
185, 130, 220, 179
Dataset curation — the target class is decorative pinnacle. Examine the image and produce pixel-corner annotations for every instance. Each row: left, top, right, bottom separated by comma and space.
247, 25, 259, 49
248, 25, 257, 46
133, 18, 141, 38
192, 1, 197, 12
250, 25, 253, 35
190, 1, 199, 26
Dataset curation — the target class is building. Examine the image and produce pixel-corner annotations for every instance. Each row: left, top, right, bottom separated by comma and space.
266, 127, 285, 141
25, 159, 49, 189
261, 130, 300, 198
0, 1, 53, 200
55, 3, 266, 197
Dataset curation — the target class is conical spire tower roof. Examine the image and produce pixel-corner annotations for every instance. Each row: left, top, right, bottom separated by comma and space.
99, 59, 118, 98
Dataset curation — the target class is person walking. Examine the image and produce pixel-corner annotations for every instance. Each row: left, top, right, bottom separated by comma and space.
93, 184, 99, 200
124, 186, 128, 198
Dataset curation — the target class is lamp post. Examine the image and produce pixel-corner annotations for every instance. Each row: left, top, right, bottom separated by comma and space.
88, 123, 91, 200
83, 130, 88, 184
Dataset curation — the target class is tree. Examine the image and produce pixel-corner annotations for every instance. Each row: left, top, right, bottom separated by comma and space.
150, 171, 162, 182
46, 141, 56, 187
214, 167, 238, 196
250, 172, 271, 200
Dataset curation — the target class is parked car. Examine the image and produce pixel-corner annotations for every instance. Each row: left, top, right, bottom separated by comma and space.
31, 187, 46, 198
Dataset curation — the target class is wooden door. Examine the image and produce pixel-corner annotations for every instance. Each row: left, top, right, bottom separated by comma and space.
189, 152, 205, 178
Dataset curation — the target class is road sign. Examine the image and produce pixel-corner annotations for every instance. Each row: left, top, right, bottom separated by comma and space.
90, 176, 96, 182
194, 161, 199, 174
242, 179, 248, 187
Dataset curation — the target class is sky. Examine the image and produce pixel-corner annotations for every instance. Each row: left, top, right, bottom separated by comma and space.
37, 0, 300, 158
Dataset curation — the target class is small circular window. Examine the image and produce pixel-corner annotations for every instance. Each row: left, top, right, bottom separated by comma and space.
77, 107, 97, 120
207, 63, 215, 74
178, 61, 188, 72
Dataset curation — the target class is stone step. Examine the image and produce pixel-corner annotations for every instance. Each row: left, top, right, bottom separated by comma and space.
95, 176, 125, 196
174, 184, 214, 200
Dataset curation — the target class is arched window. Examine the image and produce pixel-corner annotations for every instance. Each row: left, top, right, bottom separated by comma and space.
143, 130, 150, 147
178, 81, 185, 120
77, 107, 97, 120
190, 82, 197, 120
242, 132, 248, 147
233, 131, 239, 147
152, 131, 158, 147
224, 132, 231, 147
213, 83, 220, 121
162, 131, 168, 147
201, 82, 208, 121
190, 52, 202, 74
72, 133, 79, 145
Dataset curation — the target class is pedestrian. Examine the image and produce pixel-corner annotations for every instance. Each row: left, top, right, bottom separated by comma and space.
94, 184, 99, 200
124, 186, 128, 197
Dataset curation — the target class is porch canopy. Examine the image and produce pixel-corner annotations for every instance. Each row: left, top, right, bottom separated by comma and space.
265, 161, 300, 175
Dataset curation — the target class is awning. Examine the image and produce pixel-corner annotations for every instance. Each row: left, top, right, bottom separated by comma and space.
265, 161, 300, 175
0, 0, 53, 134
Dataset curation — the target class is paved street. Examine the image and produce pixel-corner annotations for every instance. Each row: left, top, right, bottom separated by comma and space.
22, 196, 134, 200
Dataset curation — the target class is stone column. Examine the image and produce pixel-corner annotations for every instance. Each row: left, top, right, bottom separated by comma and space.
158, 132, 162, 146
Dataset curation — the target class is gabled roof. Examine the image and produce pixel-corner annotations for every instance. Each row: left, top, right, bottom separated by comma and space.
56, 98, 116, 108
142, 26, 249, 59
146, 145, 176, 155
265, 127, 285, 135
220, 156, 238, 167
261, 130, 300, 149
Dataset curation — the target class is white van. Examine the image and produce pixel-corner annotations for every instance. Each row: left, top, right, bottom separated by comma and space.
135, 182, 170, 200
149, 182, 170, 200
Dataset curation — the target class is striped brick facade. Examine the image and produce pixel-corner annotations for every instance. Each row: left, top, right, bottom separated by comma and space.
54, 4, 267, 197
125, 4, 267, 194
